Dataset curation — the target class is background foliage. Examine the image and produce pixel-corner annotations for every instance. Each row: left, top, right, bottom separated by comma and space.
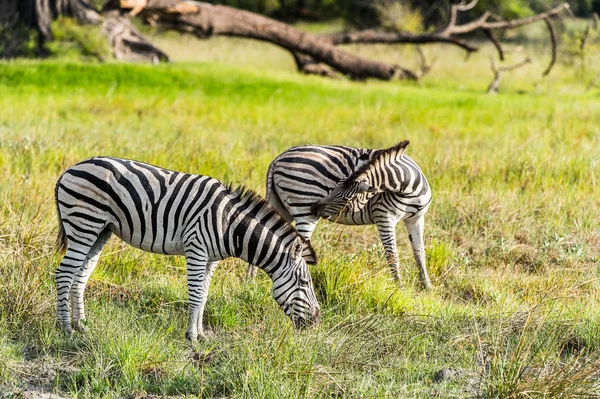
203, 0, 600, 28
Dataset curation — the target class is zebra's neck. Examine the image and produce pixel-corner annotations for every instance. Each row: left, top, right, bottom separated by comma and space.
223, 187, 297, 278
231, 214, 294, 278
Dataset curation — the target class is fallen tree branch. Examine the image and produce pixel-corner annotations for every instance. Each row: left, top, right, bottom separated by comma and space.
102, 9, 168, 63
323, 30, 478, 54
291, 51, 337, 78
324, 3, 570, 62
116, 0, 418, 81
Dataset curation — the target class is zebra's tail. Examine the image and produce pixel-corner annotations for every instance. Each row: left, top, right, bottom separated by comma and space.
265, 155, 294, 223
54, 175, 67, 253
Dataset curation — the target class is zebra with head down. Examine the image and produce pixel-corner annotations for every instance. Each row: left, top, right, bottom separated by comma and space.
55, 156, 320, 342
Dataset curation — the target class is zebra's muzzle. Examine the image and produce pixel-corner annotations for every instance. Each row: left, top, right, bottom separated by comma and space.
292, 308, 320, 329
310, 202, 328, 217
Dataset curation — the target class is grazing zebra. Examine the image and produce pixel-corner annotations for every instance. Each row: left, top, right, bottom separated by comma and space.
247, 141, 432, 290
55, 157, 320, 342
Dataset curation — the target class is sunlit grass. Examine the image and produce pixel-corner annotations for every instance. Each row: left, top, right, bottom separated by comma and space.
0, 42, 599, 398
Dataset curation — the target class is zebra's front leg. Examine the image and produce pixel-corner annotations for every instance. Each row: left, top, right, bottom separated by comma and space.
404, 214, 432, 290
184, 246, 212, 342
375, 218, 402, 283
296, 216, 319, 262
196, 261, 218, 338
245, 261, 258, 281
70, 231, 111, 331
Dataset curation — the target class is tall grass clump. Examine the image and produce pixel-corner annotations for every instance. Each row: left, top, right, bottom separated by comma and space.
0, 201, 55, 336
479, 309, 600, 398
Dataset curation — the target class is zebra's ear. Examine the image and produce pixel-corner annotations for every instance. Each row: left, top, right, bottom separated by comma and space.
357, 180, 377, 193
291, 236, 303, 261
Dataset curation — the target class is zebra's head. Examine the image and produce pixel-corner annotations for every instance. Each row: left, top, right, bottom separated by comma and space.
311, 141, 411, 219
310, 179, 378, 218
272, 236, 320, 329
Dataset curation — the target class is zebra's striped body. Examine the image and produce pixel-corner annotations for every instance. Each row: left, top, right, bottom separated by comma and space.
249, 141, 432, 289
55, 157, 320, 341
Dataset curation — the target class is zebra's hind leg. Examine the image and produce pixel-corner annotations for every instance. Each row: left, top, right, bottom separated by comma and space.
404, 214, 432, 290
375, 217, 402, 284
56, 240, 98, 334
184, 245, 213, 342
70, 230, 112, 331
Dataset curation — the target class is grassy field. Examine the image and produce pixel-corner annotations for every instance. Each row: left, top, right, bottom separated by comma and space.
1, 31, 600, 398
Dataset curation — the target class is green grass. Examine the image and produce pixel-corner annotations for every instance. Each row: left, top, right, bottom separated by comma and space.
1, 51, 600, 398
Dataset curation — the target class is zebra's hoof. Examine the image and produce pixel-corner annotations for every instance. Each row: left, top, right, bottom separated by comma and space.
59, 324, 73, 335
185, 331, 199, 343
72, 319, 89, 332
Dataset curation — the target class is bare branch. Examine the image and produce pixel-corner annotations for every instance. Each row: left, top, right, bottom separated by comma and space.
324, 3, 570, 60
487, 60, 502, 94
457, 0, 478, 12
587, 71, 600, 91
580, 26, 590, 51
488, 57, 531, 94
446, 2, 459, 31
415, 46, 432, 78
498, 57, 532, 73
323, 30, 478, 53
482, 28, 504, 61
482, 3, 570, 30
542, 17, 557, 77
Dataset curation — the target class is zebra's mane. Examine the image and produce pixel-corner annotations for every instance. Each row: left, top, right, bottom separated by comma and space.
227, 184, 318, 263
342, 140, 410, 187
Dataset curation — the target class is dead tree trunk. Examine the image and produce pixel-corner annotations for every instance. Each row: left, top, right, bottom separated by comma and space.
115, 0, 417, 80
101, 10, 168, 62
3, 0, 574, 85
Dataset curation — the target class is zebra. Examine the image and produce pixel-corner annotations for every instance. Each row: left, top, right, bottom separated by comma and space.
54, 156, 320, 342
247, 141, 432, 290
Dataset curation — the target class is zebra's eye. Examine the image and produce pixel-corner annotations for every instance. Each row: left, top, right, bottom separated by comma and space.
299, 278, 309, 287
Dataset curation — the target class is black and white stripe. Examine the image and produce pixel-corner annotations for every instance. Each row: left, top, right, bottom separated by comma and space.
249, 141, 432, 289
55, 156, 320, 341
